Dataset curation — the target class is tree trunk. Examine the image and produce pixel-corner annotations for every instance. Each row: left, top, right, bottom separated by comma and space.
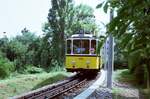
146, 59, 150, 89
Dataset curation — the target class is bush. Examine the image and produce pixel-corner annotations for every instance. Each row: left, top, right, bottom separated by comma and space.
114, 60, 128, 70
47, 59, 64, 72
25, 65, 45, 74
0, 58, 14, 79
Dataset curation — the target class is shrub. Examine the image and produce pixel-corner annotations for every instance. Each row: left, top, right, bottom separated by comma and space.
114, 60, 128, 70
0, 58, 14, 79
25, 65, 45, 74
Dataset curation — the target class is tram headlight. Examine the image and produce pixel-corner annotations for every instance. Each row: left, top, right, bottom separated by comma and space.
71, 61, 75, 65
86, 61, 90, 65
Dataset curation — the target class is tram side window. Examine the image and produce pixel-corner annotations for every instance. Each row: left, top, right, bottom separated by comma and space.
91, 40, 96, 54
67, 40, 71, 54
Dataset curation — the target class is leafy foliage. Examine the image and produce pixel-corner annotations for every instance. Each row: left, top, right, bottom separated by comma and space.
0, 51, 14, 78
70, 4, 98, 34
97, 0, 150, 88
25, 65, 45, 74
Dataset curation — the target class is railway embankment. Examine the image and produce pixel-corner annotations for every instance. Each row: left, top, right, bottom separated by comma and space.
11, 72, 101, 99
0, 71, 69, 99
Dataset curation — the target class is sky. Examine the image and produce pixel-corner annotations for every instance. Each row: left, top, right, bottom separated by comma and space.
0, 0, 109, 38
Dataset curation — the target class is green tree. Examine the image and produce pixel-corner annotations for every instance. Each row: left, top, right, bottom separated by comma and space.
0, 35, 9, 57
70, 4, 98, 35
44, 0, 98, 67
97, 0, 150, 88
5, 28, 42, 72
7, 40, 27, 70
47, 0, 72, 66
16, 28, 37, 45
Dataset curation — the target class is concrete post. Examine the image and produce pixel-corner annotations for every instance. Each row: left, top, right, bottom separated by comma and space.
107, 8, 114, 88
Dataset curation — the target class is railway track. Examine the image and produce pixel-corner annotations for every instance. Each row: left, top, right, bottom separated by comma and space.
11, 73, 87, 99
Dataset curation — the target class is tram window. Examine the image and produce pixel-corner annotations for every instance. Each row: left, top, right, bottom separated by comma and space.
73, 40, 81, 54
82, 40, 89, 54
67, 40, 71, 54
91, 40, 96, 54
73, 40, 89, 54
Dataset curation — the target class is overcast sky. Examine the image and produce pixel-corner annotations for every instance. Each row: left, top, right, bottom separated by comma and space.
0, 0, 109, 38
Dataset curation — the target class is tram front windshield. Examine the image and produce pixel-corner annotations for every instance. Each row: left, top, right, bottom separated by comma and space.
73, 40, 89, 54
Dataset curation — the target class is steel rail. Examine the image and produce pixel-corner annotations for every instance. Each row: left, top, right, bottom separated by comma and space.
11, 74, 87, 99
33, 79, 86, 99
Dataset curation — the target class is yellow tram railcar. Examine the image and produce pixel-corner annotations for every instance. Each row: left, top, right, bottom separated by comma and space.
65, 33, 102, 73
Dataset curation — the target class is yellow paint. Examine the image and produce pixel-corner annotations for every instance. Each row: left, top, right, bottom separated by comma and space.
65, 55, 102, 69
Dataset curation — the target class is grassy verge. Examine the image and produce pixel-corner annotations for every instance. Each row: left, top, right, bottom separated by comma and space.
113, 69, 137, 85
0, 71, 70, 99
112, 69, 137, 98
113, 69, 150, 98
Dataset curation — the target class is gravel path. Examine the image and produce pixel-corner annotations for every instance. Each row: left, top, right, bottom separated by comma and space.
88, 81, 140, 99
88, 87, 112, 99
87, 69, 142, 99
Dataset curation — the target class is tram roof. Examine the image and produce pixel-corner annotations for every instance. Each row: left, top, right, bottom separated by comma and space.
67, 34, 97, 39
